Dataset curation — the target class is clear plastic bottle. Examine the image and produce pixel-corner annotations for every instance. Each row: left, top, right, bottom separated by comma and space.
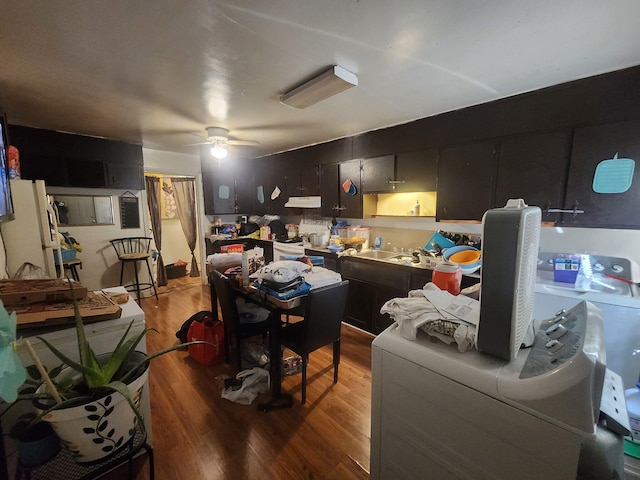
413, 199, 420, 216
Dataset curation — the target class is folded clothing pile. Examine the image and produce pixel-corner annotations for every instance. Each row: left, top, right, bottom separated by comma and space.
251, 261, 342, 298
380, 283, 477, 352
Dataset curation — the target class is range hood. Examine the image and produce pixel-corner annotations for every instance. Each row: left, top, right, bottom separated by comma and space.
285, 196, 322, 208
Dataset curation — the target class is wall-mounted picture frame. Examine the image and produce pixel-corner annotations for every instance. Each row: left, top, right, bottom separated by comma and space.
119, 192, 140, 229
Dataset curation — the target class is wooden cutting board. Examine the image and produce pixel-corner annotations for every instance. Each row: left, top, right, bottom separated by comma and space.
14, 291, 122, 329
0, 278, 88, 306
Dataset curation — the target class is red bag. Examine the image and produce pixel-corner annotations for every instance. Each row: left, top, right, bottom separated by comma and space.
187, 316, 225, 366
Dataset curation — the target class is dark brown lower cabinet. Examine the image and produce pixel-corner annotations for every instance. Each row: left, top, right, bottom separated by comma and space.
340, 258, 410, 334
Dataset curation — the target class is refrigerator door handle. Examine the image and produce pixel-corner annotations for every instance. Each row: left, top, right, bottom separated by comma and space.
45, 201, 65, 278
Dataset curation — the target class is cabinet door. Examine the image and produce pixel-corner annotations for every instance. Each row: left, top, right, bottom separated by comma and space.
20, 154, 69, 186
342, 278, 372, 331
106, 162, 144, 189
201, 156, 238, 214
362, 155, 395, 193
563, 119, 640, 228
234, 160, 254, 215
299, 164, 320, 196
495, 131, 571, 223
338, 159, 363, 218
320, 163, 340, 217
396, 149, 438, 192
372, 285, 405, 334
255, 160, 286, 215
436, 141, 497, 221
68, 159, 107, 187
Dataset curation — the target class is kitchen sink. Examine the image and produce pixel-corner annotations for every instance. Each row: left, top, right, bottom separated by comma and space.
356, 249, 396, 260
386, 254, 418, 264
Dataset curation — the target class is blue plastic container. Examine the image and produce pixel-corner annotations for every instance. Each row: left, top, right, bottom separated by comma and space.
553, 254, 581, 283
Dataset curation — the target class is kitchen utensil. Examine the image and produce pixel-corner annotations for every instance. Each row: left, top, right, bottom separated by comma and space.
432, 261, 462, 295
449, 249, 481, 265
309, 232, 328, 248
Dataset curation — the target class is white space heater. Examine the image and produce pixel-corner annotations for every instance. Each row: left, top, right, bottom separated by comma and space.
476, 198, 541, 361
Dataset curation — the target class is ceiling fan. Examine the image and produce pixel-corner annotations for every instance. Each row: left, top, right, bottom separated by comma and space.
189, 126, 259, 159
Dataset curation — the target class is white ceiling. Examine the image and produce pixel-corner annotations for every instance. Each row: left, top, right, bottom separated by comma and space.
1, 1, 640, 159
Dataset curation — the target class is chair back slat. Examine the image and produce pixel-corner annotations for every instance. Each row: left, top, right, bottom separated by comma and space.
110, 237, 153, 258
211, 270, 241, 330
301, 280, 349, 352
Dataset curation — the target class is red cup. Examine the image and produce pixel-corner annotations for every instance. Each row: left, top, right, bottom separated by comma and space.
432, 261, 462, 295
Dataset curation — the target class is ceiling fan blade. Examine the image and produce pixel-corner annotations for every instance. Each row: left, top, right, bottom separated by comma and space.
228, 139, 260, 146
183, 141, 212, 146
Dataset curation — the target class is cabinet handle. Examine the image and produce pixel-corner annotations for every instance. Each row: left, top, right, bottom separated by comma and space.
544, 202, 585, 217
333, 205, 347, 211
386, 179, 405, 191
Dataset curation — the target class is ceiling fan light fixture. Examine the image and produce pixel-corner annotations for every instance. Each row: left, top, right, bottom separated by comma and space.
280, 65, 358, 109
211, 145, 228, 159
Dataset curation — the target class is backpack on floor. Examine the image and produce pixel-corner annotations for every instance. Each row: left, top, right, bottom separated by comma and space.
187, 314, 225, 366
176, 310, 212, 343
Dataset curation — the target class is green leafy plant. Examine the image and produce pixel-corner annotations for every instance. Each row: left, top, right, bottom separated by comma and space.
4, 284, 214, 433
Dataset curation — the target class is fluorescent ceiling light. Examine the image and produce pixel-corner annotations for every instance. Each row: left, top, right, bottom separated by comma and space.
211, 145, 228, 159
280, 65, 358, 109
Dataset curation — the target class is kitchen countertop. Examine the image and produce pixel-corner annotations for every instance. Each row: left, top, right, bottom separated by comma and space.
305, 247, 482, 280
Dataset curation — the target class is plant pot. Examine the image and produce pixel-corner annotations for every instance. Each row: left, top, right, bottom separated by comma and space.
16, 421, 61, 468
35, 351, 149, 465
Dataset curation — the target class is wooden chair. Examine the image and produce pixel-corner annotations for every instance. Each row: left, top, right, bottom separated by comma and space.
280, 280, 349, 404
210, 270, 274, 372
109, 237, 158, 304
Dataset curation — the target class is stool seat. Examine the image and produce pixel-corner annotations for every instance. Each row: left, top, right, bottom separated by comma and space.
119, 252, 150, 261
62, 259, 83, 281
110, 237, 158, 304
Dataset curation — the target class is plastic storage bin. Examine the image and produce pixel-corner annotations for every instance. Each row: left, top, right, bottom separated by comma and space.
54, 248, 76, 265
165, 263, 187, 279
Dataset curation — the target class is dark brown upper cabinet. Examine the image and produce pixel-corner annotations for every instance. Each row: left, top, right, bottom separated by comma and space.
396, 149, 438, 192
201, 154, 238, 214
319, 163, 340, 217
10, 125, 143, 189
106, 162, 145, 189
362, 150, 438, 194
495, 130, 572, 223
253, 158, 286, 215
285, 162, 320, 198
362, 155, 395, 193
337, 160, 363, 219
319, 160, 363, 218
563, 119, 640, 229
436, 140, 498, 222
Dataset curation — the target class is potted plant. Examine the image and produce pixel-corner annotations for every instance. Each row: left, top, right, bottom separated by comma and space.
0, 287, 215, 465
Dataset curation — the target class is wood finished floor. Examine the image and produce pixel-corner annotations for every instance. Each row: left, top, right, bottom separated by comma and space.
128, 276, 374, 480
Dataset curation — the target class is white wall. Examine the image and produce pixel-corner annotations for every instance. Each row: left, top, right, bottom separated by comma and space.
45, 186, 149, 291
142, 148, 205, 282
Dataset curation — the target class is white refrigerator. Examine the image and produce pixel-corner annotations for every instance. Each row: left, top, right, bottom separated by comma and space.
1, 179, 63, 278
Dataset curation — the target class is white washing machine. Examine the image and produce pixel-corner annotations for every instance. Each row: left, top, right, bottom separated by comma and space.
534, 252, 640, 478
371, 299, 622, 479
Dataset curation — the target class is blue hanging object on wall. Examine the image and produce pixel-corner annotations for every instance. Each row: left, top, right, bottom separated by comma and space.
592, 152, 635, 194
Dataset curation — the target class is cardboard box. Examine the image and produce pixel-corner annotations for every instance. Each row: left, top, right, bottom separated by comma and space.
0, 278, 87, 306
14, 291, 122, 328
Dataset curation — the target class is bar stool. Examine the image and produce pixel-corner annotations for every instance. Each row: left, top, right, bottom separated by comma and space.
109, 237, 158, 304
62, 258, 83, 281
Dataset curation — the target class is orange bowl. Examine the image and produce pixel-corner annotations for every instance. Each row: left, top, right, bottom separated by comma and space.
449, 250, 481, 265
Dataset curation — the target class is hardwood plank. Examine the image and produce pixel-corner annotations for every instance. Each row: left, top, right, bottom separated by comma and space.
121, 276, 373, 480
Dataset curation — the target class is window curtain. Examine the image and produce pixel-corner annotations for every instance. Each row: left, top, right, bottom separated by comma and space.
145, 176, 168, 286
170, 177, 200, 277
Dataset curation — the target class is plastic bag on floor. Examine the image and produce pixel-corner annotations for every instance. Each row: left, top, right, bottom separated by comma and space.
221, 367, 270, 405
